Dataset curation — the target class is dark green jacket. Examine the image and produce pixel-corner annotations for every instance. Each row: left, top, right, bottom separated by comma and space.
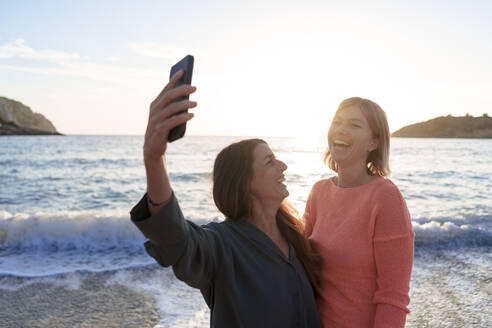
131, 193, 320, 328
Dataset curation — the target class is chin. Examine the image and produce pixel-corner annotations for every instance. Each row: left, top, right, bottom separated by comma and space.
273, 191, 289, 203
330, 153, 345, 164
281, 189, 289, 199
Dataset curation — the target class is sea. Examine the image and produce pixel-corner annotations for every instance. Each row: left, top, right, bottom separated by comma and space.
0, 135, 491, 328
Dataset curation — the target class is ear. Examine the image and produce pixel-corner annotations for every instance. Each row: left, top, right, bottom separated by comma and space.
368, 139, 378, 152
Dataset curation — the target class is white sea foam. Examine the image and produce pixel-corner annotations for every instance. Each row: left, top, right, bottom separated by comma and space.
0, 209, 219, 252
1, 211, 489, 255
0, 270, 83, 291
412, 216, 491, 249
0, 210, 218, 276
107, 268, 209, 327
0, 210, 145, 251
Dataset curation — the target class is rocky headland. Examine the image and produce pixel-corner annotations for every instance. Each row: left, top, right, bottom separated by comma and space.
0, 97, 62, 135
392, 114, 492, 138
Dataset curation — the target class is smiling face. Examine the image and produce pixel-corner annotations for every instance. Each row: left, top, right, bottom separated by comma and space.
328, 105, 378, 170
249, 143, 289, 204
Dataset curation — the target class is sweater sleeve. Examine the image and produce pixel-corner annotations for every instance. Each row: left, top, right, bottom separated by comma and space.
303, 182, 319, 237
372, 183, 414, 328
130, 193, 219, 290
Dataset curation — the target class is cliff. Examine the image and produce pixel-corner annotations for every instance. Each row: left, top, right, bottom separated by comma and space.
392, 115, 492, 138
0, 97, 62, 135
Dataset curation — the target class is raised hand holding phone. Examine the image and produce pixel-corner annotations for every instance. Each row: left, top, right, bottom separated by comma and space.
143, 57, 197, 165
143, 57, 197, 211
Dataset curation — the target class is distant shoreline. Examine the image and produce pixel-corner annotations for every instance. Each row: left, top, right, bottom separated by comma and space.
0, 97, 62, 136
392, 115, 491, 138
392, 135, 492, 139
0, 121, 63, 135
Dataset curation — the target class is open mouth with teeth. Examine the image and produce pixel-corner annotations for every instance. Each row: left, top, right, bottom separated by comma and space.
332, 139, 351, 149
277, 176, 287, 190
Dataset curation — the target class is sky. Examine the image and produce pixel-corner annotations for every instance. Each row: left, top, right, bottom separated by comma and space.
1, 0, 491, 136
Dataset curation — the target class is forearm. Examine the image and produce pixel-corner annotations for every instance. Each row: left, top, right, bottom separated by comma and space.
373, 234, 413, 328
142, 69, 196, 214
145, 155, 173, 214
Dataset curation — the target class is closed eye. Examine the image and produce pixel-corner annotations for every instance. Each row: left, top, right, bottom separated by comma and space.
265, 155, 275, 165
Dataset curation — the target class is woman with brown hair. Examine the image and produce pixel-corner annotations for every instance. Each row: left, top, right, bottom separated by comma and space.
130, 70, 320, 328
304, 97, 414, 327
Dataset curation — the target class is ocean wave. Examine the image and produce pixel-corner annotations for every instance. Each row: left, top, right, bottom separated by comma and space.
1, 210, 490, 253
0, 210, 145, 252
412, 215, 492, 249
0, 210, 216, 253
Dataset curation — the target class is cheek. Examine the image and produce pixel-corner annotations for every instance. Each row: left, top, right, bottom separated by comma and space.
251, 171, 265, 189
327, 127, 334, 142
249, 172, 260, 191
249, 178, 262, 197
352, 140, 373, 158
353, 129, 372, 143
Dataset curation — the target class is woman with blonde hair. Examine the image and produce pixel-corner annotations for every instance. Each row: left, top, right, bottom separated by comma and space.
304, 97, 414, 327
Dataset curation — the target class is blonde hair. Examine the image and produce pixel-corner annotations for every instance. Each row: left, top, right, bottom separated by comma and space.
323, 97, 391, 177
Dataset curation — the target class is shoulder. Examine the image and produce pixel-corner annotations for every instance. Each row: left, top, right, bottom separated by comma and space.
306, 179, 334, 207
183, 220, 229, 241
372, 179, 411, 222
372, 178, 404, 202
310, 178, 333, 194
371, 180, 413, 235
201, 220, 243, 239
185, 220, 233, 252
201, 220, 229, 234
203, 219, 257, 252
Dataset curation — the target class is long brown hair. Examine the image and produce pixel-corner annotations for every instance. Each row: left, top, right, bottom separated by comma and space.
323, 97, 391, 177
213, 139, 319, 287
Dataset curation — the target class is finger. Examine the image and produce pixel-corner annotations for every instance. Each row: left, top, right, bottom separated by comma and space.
149, 100, 197, 125
149, 101, 196, 129
154, 100, 197, 122
150, 70, 185, 108
156, 112, 195, 136
151, 85, 196, 114
167, 69, 185, 90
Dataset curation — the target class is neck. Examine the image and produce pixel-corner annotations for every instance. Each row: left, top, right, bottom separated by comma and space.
248, 197, 289, 258
248, 198, 281, 236
336, 161, 374, 188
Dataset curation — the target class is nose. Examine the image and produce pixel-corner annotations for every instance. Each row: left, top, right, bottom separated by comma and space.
333, 123, 348, 135
278, 160, 287, 172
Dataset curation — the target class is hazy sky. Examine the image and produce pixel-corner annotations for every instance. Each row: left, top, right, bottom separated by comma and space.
1, 0, 491, 136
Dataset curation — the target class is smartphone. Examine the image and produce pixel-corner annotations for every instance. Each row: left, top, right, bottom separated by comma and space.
167, 55, 194, 142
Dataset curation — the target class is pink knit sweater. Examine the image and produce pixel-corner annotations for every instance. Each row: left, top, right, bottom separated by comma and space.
304, 177, 414, 328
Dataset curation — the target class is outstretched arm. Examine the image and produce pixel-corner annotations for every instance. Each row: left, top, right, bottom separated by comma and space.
143, 69, 197, 214
131, 73, 219, 289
